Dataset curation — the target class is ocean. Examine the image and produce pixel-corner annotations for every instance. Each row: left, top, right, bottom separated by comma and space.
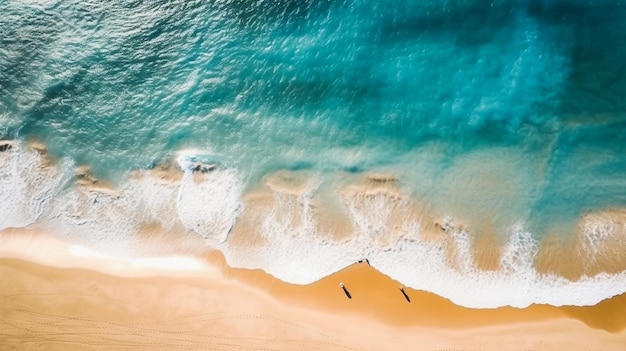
2, 0, 626, 308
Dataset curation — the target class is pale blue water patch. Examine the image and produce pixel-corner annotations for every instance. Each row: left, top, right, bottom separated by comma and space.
1, 0, 626, 238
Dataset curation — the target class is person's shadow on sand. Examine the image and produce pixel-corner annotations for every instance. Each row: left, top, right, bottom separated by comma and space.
340, 282, 352, 299
400, 287, 411, 303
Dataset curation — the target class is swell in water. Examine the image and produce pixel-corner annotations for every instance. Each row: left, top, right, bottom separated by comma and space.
2, 140, 626, 309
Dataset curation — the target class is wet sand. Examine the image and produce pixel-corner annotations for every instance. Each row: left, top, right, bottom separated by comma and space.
1, 230, 626, 350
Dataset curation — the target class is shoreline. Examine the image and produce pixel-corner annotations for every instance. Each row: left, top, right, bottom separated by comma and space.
4, 139, 626, 309
2, 229, 626, 350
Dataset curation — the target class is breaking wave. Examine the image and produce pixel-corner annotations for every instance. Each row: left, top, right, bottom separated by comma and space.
2, 141, 626, 308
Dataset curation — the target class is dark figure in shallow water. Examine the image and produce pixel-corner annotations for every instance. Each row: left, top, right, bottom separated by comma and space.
399, 286, 411, 303
340, 282, 352, 299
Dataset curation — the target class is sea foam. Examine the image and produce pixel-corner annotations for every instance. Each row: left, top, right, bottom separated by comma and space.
176, 152, 243, 245
2, 141, 626, 309
0, 141, 73, 230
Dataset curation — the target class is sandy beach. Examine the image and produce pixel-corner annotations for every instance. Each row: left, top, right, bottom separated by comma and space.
1, 229, 625, 351
4, 1, 626, 350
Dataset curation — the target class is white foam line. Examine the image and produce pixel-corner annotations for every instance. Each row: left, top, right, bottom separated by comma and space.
0, 231, 213, 278
69, 244, 204, 271
3, 143, 626, 308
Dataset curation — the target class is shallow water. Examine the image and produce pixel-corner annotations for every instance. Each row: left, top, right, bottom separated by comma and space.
2, 0, 626, 307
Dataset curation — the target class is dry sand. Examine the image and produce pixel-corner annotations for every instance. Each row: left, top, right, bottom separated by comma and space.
1, 229, 626, 351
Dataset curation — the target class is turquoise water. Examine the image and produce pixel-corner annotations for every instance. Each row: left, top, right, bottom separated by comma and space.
3, 1, 626, 307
